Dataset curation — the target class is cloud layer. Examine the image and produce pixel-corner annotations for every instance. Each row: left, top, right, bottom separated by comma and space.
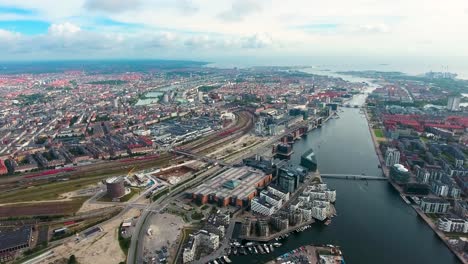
0, 0, 467, 61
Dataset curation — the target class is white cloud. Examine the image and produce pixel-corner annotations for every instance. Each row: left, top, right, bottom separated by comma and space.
175, 0, 198, 15
218, 0, 265, 22
241, 33, 273, 49
0, 29, 17, 39
352, 24, 391, 34
48, 22, 81, 35
0, 0, 468, 60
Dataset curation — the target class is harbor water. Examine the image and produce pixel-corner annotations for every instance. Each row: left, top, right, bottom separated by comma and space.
231, 92, 460, 264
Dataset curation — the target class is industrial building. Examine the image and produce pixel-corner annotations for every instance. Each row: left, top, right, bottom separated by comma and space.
105, 176, 126, 199
189, 166, 272, 207
0, 226, 32, 255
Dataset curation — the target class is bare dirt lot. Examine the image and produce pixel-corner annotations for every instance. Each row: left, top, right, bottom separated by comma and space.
143, 213, 186, 262
37, 208, 142, 264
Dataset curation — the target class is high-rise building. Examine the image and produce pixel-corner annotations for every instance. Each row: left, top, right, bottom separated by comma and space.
447, 96, 461, 111
385, 148, 400, 167
278, 168, 300, 193
390, 164, 410, 183
113, 97, 119, 108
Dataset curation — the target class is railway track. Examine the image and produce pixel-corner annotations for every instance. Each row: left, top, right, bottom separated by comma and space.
0, 110, 255, 191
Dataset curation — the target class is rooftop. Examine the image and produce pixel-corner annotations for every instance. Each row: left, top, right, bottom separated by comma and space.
191, 166, 269, 200
0, 226, 31, 251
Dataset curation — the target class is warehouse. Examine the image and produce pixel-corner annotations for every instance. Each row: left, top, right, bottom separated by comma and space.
0, 226, 32, 254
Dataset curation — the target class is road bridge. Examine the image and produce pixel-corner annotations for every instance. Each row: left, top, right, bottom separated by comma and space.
321, 174, 388, 181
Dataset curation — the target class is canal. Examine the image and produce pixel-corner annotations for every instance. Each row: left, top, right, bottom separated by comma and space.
231, 90, 460, 263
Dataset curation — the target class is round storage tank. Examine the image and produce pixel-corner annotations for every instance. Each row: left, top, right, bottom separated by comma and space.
106, 177, 125, 199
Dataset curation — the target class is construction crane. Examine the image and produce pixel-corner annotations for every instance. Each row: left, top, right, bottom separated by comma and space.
127, 167, 136, 178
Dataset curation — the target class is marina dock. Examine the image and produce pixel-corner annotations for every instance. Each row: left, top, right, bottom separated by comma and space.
266, 244, 345, 264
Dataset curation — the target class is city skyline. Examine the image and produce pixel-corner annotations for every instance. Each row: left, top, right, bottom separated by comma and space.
0, 0, 468, 62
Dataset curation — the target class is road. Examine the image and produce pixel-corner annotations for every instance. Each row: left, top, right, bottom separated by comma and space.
192, 221, 236, 264
127, 166, 225, 264
127, 116, 328, 263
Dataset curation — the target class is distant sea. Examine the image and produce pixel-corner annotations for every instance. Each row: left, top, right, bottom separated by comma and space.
206, 56, 468, 80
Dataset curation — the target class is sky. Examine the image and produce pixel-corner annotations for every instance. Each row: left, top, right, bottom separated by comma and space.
0, 0, 468, 65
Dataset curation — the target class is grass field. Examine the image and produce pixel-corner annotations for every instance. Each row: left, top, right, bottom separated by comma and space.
373, 128, 385, 138
0, 173, 117, 204
0, 197, 88, 218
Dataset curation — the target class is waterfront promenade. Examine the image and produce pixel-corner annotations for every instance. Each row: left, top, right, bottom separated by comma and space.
364, 107, 468, 264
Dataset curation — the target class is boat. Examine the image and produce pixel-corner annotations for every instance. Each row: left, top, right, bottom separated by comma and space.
257, 245, 265, 254
240, 247, 247, 255
273, 243, 282, 247
269, 244, 274, 252
247, 247, 253, 254
233, 248, 238, 255
325, 219, 332, 226
227, 248, 232, 255
245, 242, 254, 246
253, 246, 258, 254
223, 256, 232, 263
263, 244, 270, 253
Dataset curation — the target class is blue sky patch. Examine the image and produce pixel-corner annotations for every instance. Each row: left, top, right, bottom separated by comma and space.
0, 20, 49, 34
0, 6, 35, 15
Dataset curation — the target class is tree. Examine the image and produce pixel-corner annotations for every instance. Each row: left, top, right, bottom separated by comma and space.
68, 255, 78, 264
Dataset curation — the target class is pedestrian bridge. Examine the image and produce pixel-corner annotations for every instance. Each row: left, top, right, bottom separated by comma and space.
321, 174, 388, 181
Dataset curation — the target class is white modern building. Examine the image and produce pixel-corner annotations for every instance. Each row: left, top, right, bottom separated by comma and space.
299, 207, 313, 221
182, 230, 219, 263
311, 205, 328, 221
437, 218, 468, 233
432, 181, 449, 197
251, 197, 276, 216
260, 190, 283, 208
447, 96, 461, 111
420, 198, 450, 214
385, 148, 400, 167
267, 186, 290, 201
